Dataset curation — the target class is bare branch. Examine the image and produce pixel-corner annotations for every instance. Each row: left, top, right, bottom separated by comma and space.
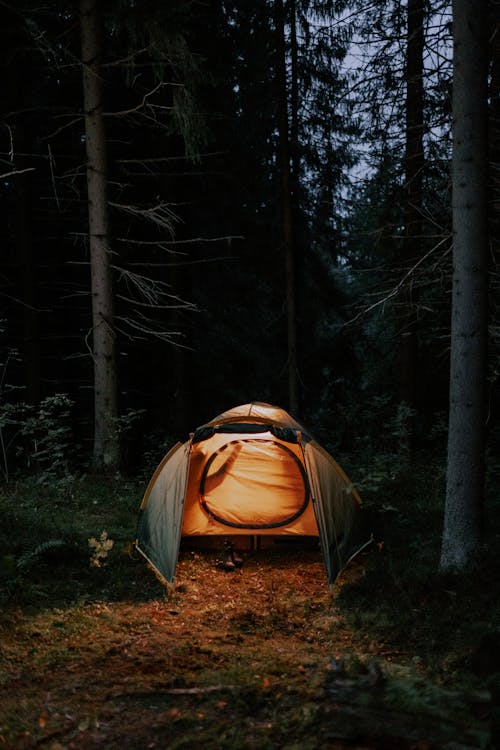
104, 81, 167, 117
47, 144, 60, 211
117, 151, 227, 164
113, 266, 196, 310
114, 314, 193, 348
115, 235, 244, 247
126, 256, 238, 268
43, 116, 83, 141
344, 236, 452, 326
109, 201, 180, 234
0, 167, 36, 179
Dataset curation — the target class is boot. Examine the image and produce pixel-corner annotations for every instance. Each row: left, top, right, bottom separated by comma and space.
231, 545, 243, 568
216, 540, 236, 571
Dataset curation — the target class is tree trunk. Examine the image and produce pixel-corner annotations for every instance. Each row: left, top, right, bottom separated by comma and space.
440, 0, 488, 571
289, 0, 299, 192
275, 0, 300, 417
79, 0, 119, 472
399, 0, 424, 413
489, 0, 500, 324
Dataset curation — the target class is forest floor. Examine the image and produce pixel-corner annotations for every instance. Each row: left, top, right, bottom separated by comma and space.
0, 477, 497, 749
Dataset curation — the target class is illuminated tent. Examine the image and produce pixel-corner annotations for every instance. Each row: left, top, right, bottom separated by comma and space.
135, 402, 371, 589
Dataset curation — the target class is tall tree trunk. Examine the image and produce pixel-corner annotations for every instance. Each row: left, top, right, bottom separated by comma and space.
399, 0, 424, 413
79, 0, 119, 472
440, 0, 488, 571
489, 0, 500, 324
275, 0, 300, 416
289, 0, 299, 191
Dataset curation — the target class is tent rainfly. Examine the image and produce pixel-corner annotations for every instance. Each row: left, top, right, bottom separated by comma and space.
135, 402, 371, 589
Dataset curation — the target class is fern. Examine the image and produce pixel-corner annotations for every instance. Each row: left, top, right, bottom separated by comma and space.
17, 539, 68, 573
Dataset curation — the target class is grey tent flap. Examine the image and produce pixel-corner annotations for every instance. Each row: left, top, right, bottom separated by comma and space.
304, 442, 356, 584
136, 442, 190, 585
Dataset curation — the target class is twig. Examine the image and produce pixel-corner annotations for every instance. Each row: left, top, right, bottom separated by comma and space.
0, 167, 36, 179
344, 235, 451, 326
162, 685, 237, 695
105, 81, 166, 117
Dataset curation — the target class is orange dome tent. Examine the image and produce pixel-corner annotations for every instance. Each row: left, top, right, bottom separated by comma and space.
135, 402, 371, 589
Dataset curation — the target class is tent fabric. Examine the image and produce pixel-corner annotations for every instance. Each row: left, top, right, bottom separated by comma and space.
181, 430, 319, 536
136, 442, 190, 585
204, 402, 304, 430
304, 441, 359, 583
135, 402, 370, 588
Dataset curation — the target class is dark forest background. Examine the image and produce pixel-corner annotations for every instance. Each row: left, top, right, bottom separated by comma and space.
0, 0, 497, 488
2, 9, 500, 740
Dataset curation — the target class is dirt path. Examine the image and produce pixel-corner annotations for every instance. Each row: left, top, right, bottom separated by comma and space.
0, 548, 490, 749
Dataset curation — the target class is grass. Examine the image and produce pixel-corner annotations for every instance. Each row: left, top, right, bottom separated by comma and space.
338, 455, 500, 686
0, 460, 498, 749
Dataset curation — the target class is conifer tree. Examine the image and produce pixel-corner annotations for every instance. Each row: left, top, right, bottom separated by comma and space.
440, 0, 488, 570
79, 0, 119, 471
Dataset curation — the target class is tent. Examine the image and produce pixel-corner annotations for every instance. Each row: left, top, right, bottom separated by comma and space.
135, 402, 371, 589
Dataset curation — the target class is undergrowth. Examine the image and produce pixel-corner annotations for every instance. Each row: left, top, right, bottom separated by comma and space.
337, 451, 500, 689
1, 452, 499, 688
0, 457, 498, 749
0, 476, 152, 607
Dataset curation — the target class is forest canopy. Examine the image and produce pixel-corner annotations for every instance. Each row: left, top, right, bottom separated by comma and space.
0, 0, 497, 505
